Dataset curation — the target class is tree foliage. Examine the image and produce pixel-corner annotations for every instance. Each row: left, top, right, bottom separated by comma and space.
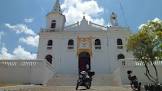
127, 18, 162, 84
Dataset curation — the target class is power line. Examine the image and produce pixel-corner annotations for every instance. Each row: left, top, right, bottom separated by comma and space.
118, 0, 128, 26
34, 0, 46, 15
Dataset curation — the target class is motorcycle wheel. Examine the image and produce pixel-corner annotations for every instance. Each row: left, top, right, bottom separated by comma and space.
85, 82, 91, 89
89, 81, 91, 87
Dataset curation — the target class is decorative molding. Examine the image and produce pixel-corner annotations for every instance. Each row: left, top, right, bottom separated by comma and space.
77, 36, 92, 56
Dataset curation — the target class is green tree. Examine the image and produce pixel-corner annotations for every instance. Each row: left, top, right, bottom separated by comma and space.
127, 18, 162, 84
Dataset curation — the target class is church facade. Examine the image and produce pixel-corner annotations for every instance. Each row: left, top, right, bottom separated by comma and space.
37, 0, 133, 75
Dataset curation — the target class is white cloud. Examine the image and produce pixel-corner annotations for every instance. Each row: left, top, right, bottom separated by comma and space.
13, 45, 37, 59
19, 35, 39, 47
0, 45, 37, 60
61, 0, 105, 25
5, 23, 36, 35
24, 18, 34, 23
0, 47, 14, 59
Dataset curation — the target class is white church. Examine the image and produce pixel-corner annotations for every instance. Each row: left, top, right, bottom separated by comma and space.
37, 0, 133, 85
0, 0, 162, 87
38, 0, 132, 75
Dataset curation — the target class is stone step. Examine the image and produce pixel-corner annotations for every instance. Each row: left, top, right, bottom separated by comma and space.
47, 75, 77, 86
0, 86, 133, 91
47, 74, 116, 86
92, 75, 114, 86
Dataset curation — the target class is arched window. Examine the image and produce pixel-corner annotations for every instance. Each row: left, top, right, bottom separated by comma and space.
117, 54, 125, 65
51, 20, 56, 28
48, 40, 53, 46
95, 39, 101, 49
117, 38, 123, 49
47, 40, 53, 49
117, 54, 125, 60
45, 55, 53, 64
68, 39, 74, 49
117, 38, 122, 45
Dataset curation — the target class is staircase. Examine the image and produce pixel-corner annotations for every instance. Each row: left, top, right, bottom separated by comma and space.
47, 74, 119, 86
47, 74, 78, 86
92, 74, 115, 86
0, 74, 134, 91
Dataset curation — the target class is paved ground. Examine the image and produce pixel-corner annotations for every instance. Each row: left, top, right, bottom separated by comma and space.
0, 86, 133, 91
45, 86, 132, 91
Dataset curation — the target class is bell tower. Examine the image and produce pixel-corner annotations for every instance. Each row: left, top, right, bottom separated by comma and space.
46, 0, 66, 32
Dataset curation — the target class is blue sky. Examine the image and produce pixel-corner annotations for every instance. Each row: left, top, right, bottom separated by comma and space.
0, 0, 162, 59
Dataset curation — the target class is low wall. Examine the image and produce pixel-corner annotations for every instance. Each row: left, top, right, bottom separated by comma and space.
119, 59, 162, 85
0, 59, 54, 85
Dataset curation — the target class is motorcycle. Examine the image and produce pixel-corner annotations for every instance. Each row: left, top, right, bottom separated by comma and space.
76, 71, 95, 90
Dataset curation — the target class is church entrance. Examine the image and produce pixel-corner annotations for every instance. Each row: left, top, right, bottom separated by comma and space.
78, 52, 91, 73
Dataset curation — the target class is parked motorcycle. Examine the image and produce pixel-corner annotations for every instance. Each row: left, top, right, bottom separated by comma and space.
76, 71, 95, 90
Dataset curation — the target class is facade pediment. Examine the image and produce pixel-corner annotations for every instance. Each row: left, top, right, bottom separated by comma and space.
64, 18, 107, 32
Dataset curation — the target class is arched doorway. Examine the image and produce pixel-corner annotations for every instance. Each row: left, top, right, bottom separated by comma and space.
78, 52, 91, 73
45, 55, 53, 64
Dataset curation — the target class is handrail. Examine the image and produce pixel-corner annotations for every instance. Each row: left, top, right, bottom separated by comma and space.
0, 59, 55, 73
0, 59, 42, 66
40, 28, 56, 32
43, 60, 55, 73
119, 58, 162, 66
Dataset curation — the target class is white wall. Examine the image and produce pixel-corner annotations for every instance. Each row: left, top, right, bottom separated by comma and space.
119, 60, 162, 84
0, 60, 54, 85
